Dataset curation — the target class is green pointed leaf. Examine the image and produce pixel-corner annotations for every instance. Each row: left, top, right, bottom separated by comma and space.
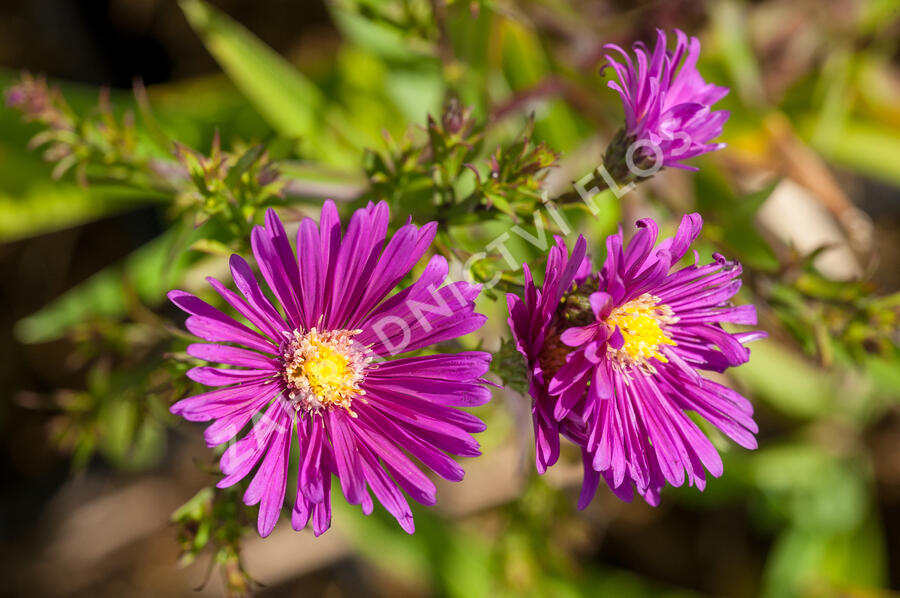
179, 0, 357, 164
178, 0, 321, 137
224, 144, 266, 187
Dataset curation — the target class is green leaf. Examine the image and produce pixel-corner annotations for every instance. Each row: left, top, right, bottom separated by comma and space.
144, 74, 274, 147
762, 517, 886, 598
100, 399, 166, 470
864, 354, 900, 396
807, 117, 900, 187
329, 2, 431, 62
762, 527, 829, 598
178, 0, 357, 164
499, 20, 584, 152
441, 533, 493, 598
178, 0, 320, 137
752, 444, 868, 533
820, 515, 887, 589
224, 144, 266, 187
730, 339, 835, 418
809, 49, 852, 156
172, 486, 214, 522
710, 0, 764, 107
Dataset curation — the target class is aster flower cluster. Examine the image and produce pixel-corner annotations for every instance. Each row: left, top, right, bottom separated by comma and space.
169, 201, 491, 536
165, 25, 756, 538
602, 29, 730, 176
507, 215, 764, 506
14, 3, 897, 595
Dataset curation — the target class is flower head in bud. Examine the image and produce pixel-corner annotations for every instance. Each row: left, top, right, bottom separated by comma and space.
602, 29, 730, 175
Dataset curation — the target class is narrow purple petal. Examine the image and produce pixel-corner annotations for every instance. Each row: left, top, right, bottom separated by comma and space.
328, 409, 366, 505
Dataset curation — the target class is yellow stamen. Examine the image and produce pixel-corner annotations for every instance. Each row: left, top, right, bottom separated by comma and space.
282, 328, 370, 416
606, 294, 677, 372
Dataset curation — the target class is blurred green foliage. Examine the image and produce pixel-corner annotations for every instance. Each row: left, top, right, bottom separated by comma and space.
4, 0, 900, 596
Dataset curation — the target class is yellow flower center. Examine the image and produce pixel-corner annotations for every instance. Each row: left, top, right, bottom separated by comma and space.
282, 328, 371, 416
606, 293, 677, 371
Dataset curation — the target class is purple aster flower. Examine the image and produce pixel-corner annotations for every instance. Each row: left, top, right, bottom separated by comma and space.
169, 201, 491, 537
507, 214, 764, 507
602, 29, 730, 173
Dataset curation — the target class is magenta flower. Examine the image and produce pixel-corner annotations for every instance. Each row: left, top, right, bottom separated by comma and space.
507, 215, 763, 507
169, 202, 491, 537
603, 29, 730, 171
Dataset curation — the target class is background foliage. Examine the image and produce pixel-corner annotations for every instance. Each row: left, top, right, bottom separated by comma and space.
1, 1, 899, 596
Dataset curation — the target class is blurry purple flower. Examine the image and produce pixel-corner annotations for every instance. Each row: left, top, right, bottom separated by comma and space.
5, 73, 70, 130
603, 29, 730, 171
507, 215, 763, 506
5, 87, 25, 107
169, 202, 490, 537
